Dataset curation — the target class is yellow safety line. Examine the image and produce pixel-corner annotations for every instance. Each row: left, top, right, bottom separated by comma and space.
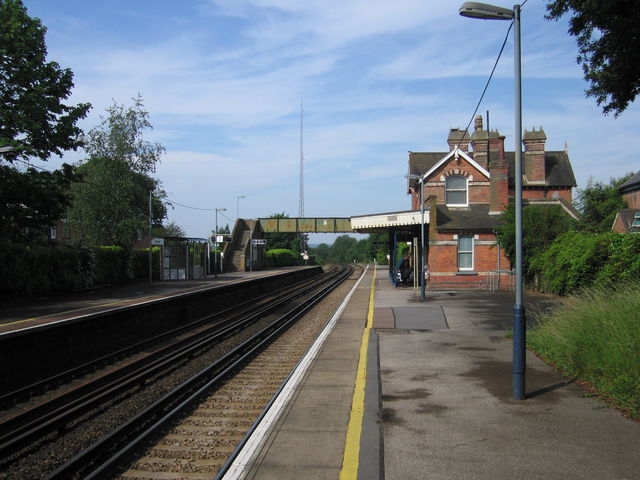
340, 263, 377, 479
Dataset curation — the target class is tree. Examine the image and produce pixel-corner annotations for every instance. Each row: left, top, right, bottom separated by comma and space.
546, 0, 640, 116
496, 204, 578, 281
576, 174, 632, 232
157, 222, 185, 238
67, 98, 166, 247
83, 94, 162, 174
69, 157, 166, 247
0, 163, 79, 242
0, 0, 90, 242
0, 0, 90, 161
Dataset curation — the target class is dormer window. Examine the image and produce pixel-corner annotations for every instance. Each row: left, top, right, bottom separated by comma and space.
446, 175, 468, 206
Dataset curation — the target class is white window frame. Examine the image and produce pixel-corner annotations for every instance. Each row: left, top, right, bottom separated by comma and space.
457, 235, 474, 271
446, 175, 468, 206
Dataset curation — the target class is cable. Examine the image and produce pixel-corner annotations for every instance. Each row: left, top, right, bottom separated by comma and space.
454, 17, 514, 153
165, 198, 219, 211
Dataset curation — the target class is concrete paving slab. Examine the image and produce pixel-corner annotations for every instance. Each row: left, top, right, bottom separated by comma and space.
393, 305, 448, 330
373, 307, 395, 329
375, 281, 640, 480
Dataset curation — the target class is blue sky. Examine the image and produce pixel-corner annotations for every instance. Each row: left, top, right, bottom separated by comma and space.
24, 0, 639, 241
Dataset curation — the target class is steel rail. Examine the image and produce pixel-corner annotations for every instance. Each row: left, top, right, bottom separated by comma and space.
0, 268, 340, 461
45, 266, 352, 480
0, 269, 335, 408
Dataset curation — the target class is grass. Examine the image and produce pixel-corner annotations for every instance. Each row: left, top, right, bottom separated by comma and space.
527, 283, 640, 420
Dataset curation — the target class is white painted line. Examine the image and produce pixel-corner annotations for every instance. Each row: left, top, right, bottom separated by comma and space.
222, 266, 369, 480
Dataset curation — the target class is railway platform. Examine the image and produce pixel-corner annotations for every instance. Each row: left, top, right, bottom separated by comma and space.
227, 265, 640, 480
0, 267, 312, 334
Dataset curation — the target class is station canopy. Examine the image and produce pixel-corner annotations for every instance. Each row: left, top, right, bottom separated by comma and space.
350, 210, 430, 233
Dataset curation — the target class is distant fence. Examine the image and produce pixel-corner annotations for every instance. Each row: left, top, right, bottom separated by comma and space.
487, 270, 515, 293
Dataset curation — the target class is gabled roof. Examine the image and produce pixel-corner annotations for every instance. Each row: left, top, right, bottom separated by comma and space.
619, 171, 640, 194
409, 150, 576, 188
407, 148, 490, 190
613, 208, 640, 233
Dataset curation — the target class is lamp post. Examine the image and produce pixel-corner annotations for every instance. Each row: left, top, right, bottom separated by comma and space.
405, 174, 426, 300
460, 2, 525, 400
214, 208, 226, 278
236, 195, 245, 219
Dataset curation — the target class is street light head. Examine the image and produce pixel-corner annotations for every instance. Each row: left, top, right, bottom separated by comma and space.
0, 146, 17, 153
459, 2, 514, 20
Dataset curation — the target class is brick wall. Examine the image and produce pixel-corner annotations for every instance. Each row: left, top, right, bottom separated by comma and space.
427, 232, 511, 290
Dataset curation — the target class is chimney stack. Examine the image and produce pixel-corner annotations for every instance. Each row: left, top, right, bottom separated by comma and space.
523, 127, 546, 183
447, 128, 470, 152
489, 135, 509, 214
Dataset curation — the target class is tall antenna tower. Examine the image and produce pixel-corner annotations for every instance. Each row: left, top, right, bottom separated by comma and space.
298, 99, 304, 218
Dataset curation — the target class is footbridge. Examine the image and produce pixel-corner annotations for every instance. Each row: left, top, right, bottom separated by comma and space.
223, 210, 430, 273
257, 211, 429, 234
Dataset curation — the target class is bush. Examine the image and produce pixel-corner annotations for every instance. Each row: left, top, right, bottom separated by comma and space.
0, 242, 94, 297
94, 246, 129, 284
531, 232, 640, 296
528, 283, 640, 419
131, 247, 161, 279
265, 249, 299, 267
0, 243, 162, 298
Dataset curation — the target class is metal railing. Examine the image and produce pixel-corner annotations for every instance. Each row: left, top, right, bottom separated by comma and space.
487, 269, 515, 293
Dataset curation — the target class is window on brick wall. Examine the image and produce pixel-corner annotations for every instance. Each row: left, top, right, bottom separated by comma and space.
458, 235, 473, 271
446, 175, 467, 206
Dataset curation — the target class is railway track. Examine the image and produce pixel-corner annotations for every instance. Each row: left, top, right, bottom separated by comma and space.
0, 265, 358, 479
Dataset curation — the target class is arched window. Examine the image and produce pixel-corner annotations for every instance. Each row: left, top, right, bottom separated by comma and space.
446, 175, 468, 206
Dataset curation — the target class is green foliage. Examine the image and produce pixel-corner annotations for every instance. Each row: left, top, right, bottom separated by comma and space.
309, 234, 388, 265
93, 246, 129, 284
0, 0, 90, 161
528, 283, 640, 418
496, 204, 578, 281
531, 232, 640, 295
83, 94, 163, 174
0, 0, 89, 243
0, 163, 79, 242
595, 234, 640, 285
546, 0, 640, 116
0, 241, 94, 297
130, 247, 160, 279
0, 242, 163, 297
530, 231, 608, 295
67, 97, 167, 247
575, 174, 632, 232
154, 222, 185, 238
265, 248, 299, 267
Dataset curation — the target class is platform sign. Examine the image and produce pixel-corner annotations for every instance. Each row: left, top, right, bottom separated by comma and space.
252, 239, 267, 246
151, 238, 164, 246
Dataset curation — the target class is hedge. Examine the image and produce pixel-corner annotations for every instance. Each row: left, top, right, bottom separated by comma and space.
530, 232, 640, 296
265, 249, 299, 267
0, 242, 160, 298
0, 242, 94, 297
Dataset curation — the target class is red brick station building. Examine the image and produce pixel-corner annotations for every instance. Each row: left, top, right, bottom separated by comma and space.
395, 115, 578, 290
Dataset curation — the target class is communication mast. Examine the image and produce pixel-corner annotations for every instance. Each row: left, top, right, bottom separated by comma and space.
298, 99, 304, 218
